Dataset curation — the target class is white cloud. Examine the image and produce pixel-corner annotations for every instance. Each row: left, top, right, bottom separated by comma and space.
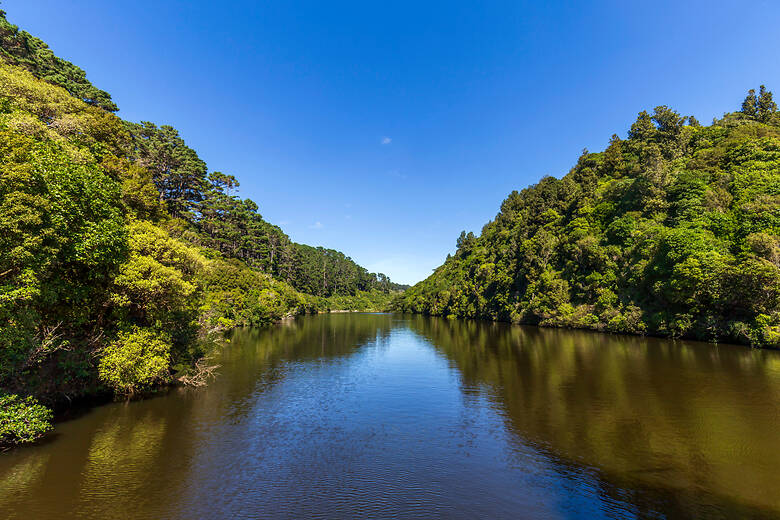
309, 221, 324, 229
381, 136, 392, 145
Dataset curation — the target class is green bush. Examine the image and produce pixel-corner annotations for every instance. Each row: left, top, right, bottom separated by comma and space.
0, 393, 53, 445
98, 327, 172, 394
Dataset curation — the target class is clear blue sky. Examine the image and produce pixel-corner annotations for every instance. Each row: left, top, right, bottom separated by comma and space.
5, 1, 780, 284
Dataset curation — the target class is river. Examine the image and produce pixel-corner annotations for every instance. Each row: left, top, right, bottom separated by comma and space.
1, 313, 779, 519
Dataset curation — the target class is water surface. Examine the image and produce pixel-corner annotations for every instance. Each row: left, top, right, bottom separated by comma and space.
2, 314, 779, 519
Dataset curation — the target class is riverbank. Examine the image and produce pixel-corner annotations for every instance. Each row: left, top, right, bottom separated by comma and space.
395, 310, 780, 349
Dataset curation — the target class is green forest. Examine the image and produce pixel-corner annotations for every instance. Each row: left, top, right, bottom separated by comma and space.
0, 10, 403, 446
397, 90, 780, 348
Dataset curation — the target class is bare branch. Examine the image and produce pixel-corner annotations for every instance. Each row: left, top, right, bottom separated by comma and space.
178, 358, 220, 387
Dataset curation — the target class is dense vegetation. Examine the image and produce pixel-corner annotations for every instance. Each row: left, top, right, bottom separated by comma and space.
0, 10, 400, 445
398, 90, 780, 348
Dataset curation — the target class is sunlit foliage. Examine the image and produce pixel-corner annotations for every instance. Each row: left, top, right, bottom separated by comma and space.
97, 328, 172, 394
0, 393, 52, 444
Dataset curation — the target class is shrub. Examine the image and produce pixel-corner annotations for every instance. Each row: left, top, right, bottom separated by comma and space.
748, 314, 780, 347
0, 393, 53, 445
98, 327, 172, 394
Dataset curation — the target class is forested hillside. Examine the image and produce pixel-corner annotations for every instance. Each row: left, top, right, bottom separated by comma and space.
0, 10, 401, 446
397, 90, 780, 348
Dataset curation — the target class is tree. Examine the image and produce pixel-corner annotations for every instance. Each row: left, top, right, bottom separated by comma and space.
651, 105, 685, 135
757, 85, 777, 122
127, 122, 208, 218
0, 129, 127, 386
628, 111, 656, 140
110, 221, 203, 344
741, 88, 758, 117
601, 134, 625, 177
101, 157, 165, 220
208, 171, 239, 196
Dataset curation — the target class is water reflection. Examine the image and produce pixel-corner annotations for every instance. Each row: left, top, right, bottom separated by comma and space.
407, 315, 780, 517
0, 314, 778, 519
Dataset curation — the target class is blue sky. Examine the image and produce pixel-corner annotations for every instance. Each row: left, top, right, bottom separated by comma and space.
5, 1, 780, 284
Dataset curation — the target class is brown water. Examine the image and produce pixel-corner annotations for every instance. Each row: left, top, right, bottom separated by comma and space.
1, 313, 779, 519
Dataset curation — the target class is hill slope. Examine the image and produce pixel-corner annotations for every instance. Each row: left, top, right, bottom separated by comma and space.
397, 93, 780, 347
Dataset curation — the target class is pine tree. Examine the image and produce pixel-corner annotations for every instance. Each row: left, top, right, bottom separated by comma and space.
128, 122, 208, 218
741, 89, 758, 118
757, 85, 777, 122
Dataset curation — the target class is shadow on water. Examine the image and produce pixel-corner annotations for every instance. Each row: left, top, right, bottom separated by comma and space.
405, 315, 780, 518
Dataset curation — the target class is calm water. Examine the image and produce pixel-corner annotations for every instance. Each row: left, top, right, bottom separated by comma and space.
2, 314, 780, 519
